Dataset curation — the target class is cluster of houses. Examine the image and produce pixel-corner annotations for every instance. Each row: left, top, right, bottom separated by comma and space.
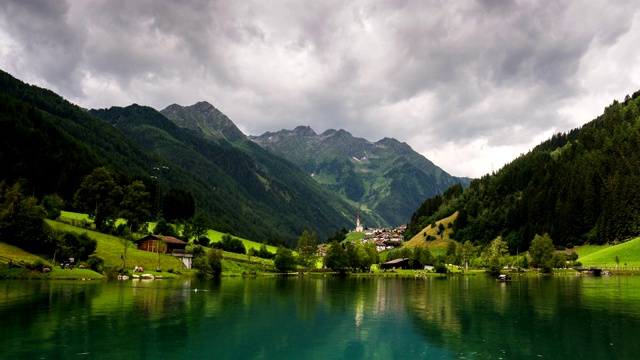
360, 230, 404, 252
354, 214, 407, 252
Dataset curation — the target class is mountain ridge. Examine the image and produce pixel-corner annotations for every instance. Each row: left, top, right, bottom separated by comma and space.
249, 126, 471, 226
161, 101, 247, 142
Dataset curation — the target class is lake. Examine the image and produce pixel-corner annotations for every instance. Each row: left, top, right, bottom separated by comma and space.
1, 275, 639, 359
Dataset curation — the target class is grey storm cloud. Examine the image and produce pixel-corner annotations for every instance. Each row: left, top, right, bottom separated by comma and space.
1, 0, 639, 177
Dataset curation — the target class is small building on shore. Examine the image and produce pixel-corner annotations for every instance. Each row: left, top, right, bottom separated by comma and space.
380, 258, 410, 270
135, 234, 188, 254
135, 234, 192, 269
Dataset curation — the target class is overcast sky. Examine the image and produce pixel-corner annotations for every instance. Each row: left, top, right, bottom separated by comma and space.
1, 1, 639, 178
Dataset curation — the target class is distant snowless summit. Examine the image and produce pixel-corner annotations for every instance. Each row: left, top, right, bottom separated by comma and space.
250, 125, 471, 227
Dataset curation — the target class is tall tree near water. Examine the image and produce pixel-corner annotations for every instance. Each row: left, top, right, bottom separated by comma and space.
486, 236, 508, 275
325, 240, 348, 274
74, 167, 122, 231
296, 230, 318, 271
274, 246, 297, 273
529, 233, 555, 273
119, 180, 151, 233
0, 181, 51, 255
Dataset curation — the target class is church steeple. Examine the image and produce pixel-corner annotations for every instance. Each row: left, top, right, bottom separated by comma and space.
355, 213, 363, 232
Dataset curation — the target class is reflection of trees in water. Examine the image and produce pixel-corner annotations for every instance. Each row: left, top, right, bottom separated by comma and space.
405, 276, 640, 359
8, 277, 640, 359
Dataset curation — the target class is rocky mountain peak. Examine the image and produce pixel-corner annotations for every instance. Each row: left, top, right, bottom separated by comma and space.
160, 101, 246, 142
293, 126, 317, 136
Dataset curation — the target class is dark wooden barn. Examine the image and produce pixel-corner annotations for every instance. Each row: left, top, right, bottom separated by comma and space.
135, 234, 188, 254
380, 257, 410, 270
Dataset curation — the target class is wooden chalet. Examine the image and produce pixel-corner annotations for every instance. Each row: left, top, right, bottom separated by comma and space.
135, 234, 193, 269
135, 234, 188, 253
380, 257, 410, 270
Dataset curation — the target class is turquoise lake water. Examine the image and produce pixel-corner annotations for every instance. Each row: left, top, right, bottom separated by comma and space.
1, 275, 639, 359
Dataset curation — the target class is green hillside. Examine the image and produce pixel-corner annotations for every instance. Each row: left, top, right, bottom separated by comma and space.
59, 210, 276, 254
407, 90, 640, 252
2, 220, 277, 278
578, 238, 640, 267
47, 220, 186, 274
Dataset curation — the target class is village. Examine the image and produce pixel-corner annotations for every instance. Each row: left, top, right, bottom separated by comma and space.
353, 214, 406, 252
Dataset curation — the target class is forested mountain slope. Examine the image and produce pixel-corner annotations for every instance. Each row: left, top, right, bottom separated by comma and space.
407, 91, 640, 252
250, 126, 471, 226
90, 105, 358, 244
0, 69, 356, 245
0, 70, 157, 200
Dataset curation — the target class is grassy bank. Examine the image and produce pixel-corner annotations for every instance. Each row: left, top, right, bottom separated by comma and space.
577, 238, 640, 267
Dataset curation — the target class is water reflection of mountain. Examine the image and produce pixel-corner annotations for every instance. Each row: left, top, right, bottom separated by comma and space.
404, 276, 640, 359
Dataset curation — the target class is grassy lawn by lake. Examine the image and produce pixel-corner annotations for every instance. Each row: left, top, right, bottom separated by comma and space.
578, 237, 640, 267
574, 244, 611, 258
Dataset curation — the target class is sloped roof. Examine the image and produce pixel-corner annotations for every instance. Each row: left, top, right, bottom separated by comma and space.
135, 234, 188, 245
383, 257, 409, 265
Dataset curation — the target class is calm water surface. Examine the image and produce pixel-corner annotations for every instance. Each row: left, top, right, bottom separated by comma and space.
1, 275, 639, 359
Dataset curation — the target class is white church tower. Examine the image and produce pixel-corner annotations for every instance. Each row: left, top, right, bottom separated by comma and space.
355, 213, 364, 232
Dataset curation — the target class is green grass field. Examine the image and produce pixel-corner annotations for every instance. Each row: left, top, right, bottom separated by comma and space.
578, 238, 640, 267
0, 242, 49, 264
574, 244, 611, 259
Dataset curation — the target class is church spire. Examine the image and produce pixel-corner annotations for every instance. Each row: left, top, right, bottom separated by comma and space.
355, 213, 363, 232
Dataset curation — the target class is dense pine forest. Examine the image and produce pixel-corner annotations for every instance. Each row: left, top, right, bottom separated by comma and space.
407, 90, 640, 252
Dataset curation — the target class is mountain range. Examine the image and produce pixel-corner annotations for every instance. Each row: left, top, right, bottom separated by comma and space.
0, 68, 469, 245
249, 127, 470, 226
157, 100, 471, 226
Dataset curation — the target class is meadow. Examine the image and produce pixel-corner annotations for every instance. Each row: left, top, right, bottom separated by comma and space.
577, 238, 640, 267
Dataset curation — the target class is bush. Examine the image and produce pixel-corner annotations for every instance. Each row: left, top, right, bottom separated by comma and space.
193, 249, 223, 278
434, 262, 448, 274
197, 236, 210, 247
256, 244, 275, 259
103, 266, 120, 279
274, 246, 297, 273
212, 234, 246, 255
57, 231, 98, 262
26, 259, 48, 272
192, 245, 206, 258
87, 254, 105, 272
